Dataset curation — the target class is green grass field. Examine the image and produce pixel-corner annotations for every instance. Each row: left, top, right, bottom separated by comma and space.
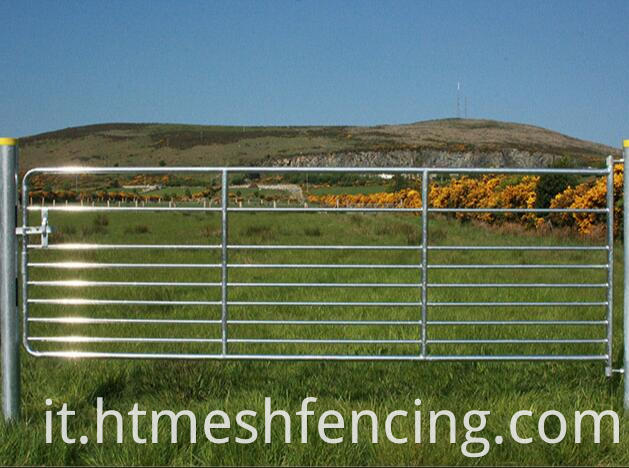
1, 208, 627, 465
140, 186, 205, 197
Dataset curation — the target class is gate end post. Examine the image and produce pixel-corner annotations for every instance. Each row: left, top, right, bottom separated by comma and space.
606, 155, 614, 377
623, 140, 629, 411
0, 138, 20, 422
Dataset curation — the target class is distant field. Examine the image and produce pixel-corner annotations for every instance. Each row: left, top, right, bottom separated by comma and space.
3, 207, 626, 465
142, 186, 205, 196
102, 186, 291, 200
229, 187, 287, 199
307, 184, 390, 195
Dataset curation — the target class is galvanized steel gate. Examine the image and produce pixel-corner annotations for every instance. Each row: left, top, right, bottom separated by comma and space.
2, 139, 629, 421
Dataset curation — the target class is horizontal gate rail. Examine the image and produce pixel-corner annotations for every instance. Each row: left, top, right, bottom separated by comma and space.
25, 205, 607, 213
12, 352, 611, 362
27, 281, 608, 288
22, 166, 610, 175
26, 262, 610, 269
26, 243, 609, 251
26, 318, 607, 326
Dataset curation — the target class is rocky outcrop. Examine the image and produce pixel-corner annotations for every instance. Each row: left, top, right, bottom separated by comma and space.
269, 149, 568, 168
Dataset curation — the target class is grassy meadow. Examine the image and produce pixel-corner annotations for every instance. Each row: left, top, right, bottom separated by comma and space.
307, 184, 389, 195
1, 204, 627, 465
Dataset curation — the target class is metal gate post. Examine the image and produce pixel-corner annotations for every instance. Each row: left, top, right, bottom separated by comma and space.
0, 138, 19, 421
623, 140, 629, 410
606, 155, 614, 377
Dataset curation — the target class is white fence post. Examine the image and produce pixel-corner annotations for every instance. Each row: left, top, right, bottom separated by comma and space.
0, 138, 20, 421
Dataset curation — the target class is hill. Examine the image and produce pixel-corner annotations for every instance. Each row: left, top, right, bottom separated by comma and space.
17, 119, 620, 170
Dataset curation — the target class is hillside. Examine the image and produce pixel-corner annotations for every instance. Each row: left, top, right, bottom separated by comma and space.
17, 119, 620, 170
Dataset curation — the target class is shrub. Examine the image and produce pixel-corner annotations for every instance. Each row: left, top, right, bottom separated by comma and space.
535, 157, 579, 208
391, 175, 410, 192
230, 175, 246, 185
536, 173, 579, 209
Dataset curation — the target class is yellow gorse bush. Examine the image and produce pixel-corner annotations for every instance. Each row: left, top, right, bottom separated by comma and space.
308, 189, 422, 210
549, 165, 624, 236
308, 166, 625, 237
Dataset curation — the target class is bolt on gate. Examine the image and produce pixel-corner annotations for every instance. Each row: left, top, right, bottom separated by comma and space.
2, 138, 629, 421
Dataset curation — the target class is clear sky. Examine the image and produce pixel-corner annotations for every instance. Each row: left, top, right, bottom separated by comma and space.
1, 0, 627, 146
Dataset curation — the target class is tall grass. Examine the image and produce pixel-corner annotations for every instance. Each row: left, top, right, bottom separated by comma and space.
2, 209, 627, 465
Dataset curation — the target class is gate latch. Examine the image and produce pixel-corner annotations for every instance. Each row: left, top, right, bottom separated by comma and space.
16, 208, 53, 248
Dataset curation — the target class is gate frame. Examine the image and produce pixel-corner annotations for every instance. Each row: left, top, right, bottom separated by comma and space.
1, 139, 628, 421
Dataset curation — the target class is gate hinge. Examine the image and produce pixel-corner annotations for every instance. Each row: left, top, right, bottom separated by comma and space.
15, 208, 52, 248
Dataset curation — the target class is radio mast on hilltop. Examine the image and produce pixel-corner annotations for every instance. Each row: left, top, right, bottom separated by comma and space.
456, 81, 461, 118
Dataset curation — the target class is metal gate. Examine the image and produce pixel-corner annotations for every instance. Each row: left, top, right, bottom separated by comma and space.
2, 138, 629, 422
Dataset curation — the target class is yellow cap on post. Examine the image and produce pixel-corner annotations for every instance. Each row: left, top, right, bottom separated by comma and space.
0, 138, 17, 146
624, 139, 629, 148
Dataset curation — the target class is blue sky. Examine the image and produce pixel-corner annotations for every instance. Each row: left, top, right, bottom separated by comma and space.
1, 0, 627, 146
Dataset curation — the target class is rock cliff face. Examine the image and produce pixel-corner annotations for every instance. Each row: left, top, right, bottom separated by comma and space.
270, 149, 566, 168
